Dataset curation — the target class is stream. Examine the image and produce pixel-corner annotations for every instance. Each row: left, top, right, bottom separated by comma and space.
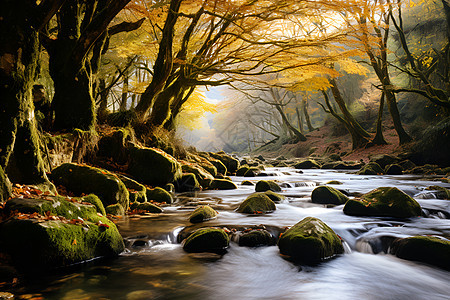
19, 168, 450, 299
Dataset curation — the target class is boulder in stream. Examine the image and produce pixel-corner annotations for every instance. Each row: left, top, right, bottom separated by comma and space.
51, 163, 129, 210
278, 217, 344, 264
264, 190, 285, 202
293, 159, 321, 169
357, 162, 384, 175
182, 228, 229, 253
130, 201, 163, 213
105, 203, 125, 216
390, 236, 450, 270
237, 193, 276, 214
238, 229, 276, 247
0, 197, 124, 272
175, 173, 201, 192
385, 164, 403, 175
210, 179, 238, 190
128, 145, 182, 186
117, 174, 147, 203
311, 186, 349, 205
189, 205, 218, 223
343, 187, 422, 218
255, 180, 282, 192
146, 187, 173, 204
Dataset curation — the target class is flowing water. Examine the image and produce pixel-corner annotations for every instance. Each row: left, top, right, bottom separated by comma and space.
20, 168, 450, 299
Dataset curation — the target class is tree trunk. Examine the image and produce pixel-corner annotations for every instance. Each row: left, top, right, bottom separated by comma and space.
0, 1, 54, 188
385, 90, 412, 144
120, 68, 129, 111
97, 78, 109, 123
274, 105, 307, 141
321, 90, 370, 149
302, 98, 315, 132
329, 79, 371, 139
135, 0, 182, 120
371, 92, 388, 145
296, 107, 304, 133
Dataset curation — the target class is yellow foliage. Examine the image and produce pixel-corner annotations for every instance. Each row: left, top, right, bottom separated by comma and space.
176, 88, 217, 130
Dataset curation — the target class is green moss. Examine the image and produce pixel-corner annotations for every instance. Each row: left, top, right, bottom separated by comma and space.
311, 186, 349, 205
277, 217, 344, 264
97, 128, 134, 164
51, 163, 129, 210
128, 145, 182, 186
5, 196, 98, 220
326, 180, 343, 185
0, 217, 124, 272
390, 236, 450, 270
243, 167, 260, 177
293, 159, 321, 169
255, 180, 282, 192
105, 203, 125, 216
182, 228, 229, 253
210, 179, 237, 190
82, 194, 106, 215
237, 193, 276, 214
208, 152, 240, 174
134, 202, 163, 213
146, 187, 173, 204
117, 174, 147, 203
0, 166, 12, 202
264, 190, 285, 202
238, 230, 275, 247
369, 154, 399, 169
189, 205, 218, 223
343, 187, 422, 218
181, 162, 214, 188
236, 166, 250, 176
357, 162, 384, 175
175, 173, 201, 192
209, 158, 227, 176
425, 186, 450, 199
241, 180, 254, 186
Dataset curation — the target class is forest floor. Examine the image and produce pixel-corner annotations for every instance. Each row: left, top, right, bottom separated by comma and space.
262, 121, 405, 163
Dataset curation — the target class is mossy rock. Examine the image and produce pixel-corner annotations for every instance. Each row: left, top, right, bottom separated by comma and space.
357, 162, 384, 175
277, 217, 344, 264
128, 145, 182, 186
189, 206, 218, 223
162, 183, 175, 193
146, 187, 173, 204
133, 202, 163, 213
182, 228, 229, 253
236, 166, 250, 176
97, 128, 133, 164
5, 196, 98, 220
81, 194, 106, 215
328, 153, 342, 161
210, 179, 238, 190
243, 167, 260, 177
293, 159, 321, 169
239, 229, 275, 247
255, 180, 281, 192
311, 186, 349, 205
175, 173, 201, 192
241, 180, 254, 186
385, 164, 403, 175
51, 163, 129, 210
181, 162, 214, 188
105, 203, 125, 216
209, 152, 240, 174
237, 193, 276, 214
343, 187, 422, 218
209, 158, 227, 176
425, 186, 450, 200
321, 161, 350, 170
399, 160, 416, 171
264, 190, 285, 202
0, 215, 124, 272
369, 154, 400, 169
326, 180, 343, 185
117, 174, 147, 203
0, 166, 12, 202
390, 236, 450, 270
410, 164, 445, 175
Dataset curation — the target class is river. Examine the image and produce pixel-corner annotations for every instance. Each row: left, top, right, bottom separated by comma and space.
20, 168, 450, 299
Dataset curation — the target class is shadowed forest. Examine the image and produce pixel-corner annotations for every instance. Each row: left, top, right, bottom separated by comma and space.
0, 0, 449, 299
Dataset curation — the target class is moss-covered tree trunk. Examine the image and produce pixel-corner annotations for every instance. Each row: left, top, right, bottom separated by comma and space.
371, 92, 387, 145
0, 0, 57, 187
302, 98, 315, 132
